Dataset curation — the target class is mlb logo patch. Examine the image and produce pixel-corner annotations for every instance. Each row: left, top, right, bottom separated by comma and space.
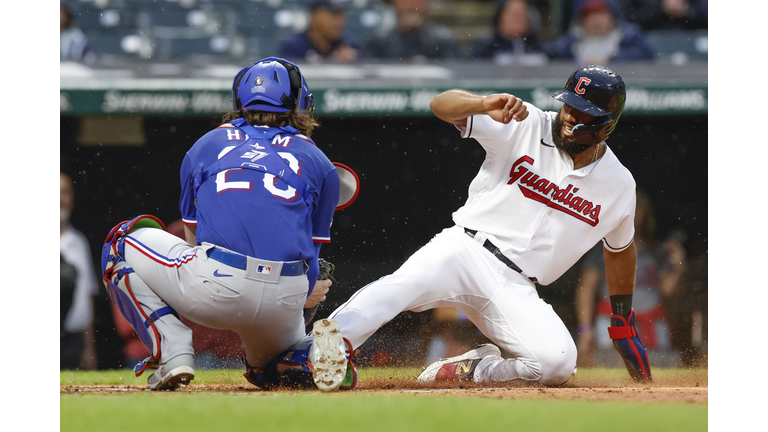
256, 265, 272, 275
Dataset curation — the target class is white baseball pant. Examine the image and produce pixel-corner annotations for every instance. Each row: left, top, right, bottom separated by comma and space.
329, 225, 577, 385
114, 228, 308, 368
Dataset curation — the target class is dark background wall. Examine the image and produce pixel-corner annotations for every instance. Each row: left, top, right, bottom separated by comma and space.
61, 112, 707, 365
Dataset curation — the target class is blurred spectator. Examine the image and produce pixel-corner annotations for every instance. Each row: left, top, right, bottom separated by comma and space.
549, 0, 654, 64
574, 190, 687, 368
60, 4, 97, 65
635, 0, 708, 30
365, 0, 460, 60
60, 172, 98, 370
279, 0, 362, 64
468, 0, 547, 65
666, 248, 707, 367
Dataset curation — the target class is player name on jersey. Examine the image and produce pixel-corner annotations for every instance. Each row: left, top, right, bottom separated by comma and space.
508, 155, 601, 226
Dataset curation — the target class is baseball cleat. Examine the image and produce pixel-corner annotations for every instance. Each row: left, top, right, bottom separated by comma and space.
309, 319, 348, 392
147, 354, 195, 390
417, 344, 501, 383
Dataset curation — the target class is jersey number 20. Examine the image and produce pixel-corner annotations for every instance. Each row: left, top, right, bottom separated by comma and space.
216, 152, 301, 201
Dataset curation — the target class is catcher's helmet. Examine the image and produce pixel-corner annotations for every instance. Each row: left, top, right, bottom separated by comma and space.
232, 57, 314, 114
551, 65, 626, 143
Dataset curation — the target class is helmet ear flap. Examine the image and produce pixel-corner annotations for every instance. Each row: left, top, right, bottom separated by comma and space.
273, 59, 303, 110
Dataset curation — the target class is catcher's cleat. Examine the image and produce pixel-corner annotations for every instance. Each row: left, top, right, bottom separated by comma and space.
417, 344, 501, 383
309, 318, 348, 392
147, 354, 195, 390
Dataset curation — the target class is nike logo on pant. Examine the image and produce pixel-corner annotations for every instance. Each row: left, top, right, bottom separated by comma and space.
213, 269, 232, 277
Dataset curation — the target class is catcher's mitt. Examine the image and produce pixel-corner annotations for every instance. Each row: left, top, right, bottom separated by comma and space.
318, 258, 335, 281
304, 258, 335, 326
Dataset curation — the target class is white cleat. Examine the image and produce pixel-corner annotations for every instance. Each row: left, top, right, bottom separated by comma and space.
416, 344, 501, 383
309, 319, 348, 392
147, 354, 195, 390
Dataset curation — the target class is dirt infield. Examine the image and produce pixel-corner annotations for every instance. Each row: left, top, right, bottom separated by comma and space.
60, 369, 707, 404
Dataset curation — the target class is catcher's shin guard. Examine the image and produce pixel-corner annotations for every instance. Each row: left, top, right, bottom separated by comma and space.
101, 215, 176, 376
104, 271, 180, 376
242, 340, 316, 390
242, 354, 283, 390
608, 309, 652, 382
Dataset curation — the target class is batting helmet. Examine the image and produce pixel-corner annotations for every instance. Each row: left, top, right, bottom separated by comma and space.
232, 57, 314, 114
551, 65, 626, 144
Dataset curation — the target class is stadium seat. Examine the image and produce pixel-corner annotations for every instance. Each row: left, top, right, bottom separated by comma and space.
137, 9, 205, 27
226, 8, 279, 32
224, 7, 299, 42
121, 0, 183, 5
646, 29, 708, 64
242, 35, 284, 58
344, 8, 383, 40
73, 7, 139, 37
86, 34, 155, 59
199, 0, 277, 4
155, 35, 239, 59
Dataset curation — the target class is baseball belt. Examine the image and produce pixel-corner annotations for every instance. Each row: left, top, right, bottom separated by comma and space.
207, 247, 306, 277
464, 228, 538, 284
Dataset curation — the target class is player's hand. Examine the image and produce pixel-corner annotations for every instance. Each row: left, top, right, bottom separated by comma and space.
483, 94, 528, 124
305, 279, 331, 309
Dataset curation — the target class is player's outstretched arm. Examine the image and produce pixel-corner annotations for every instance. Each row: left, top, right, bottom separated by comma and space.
430, 90, 528, 126
604, 244, 652, 382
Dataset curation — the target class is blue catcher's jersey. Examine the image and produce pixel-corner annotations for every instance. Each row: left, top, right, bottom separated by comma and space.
179, 121, 339, 285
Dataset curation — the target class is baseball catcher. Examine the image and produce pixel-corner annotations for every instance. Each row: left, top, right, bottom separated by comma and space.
100, 57, 357, 391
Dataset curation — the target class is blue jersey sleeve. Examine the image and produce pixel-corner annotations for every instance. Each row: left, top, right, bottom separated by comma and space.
312, 166, 340, 244
179, 153, 197, 226
304, 152, 340, 294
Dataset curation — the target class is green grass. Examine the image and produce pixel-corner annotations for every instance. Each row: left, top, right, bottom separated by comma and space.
60, 368, 242, 386
61, 392, 706, 432
59, 368, 708, 432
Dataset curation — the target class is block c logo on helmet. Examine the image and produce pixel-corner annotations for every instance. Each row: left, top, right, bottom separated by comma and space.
575, 77, 591, 94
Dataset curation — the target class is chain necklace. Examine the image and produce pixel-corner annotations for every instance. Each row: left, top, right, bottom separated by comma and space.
592, 143, 601, 164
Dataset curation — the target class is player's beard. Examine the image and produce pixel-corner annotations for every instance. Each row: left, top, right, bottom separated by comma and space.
552, 114, 590, 156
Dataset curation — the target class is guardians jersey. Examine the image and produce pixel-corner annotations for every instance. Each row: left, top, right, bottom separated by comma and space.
453, 103, 636, 286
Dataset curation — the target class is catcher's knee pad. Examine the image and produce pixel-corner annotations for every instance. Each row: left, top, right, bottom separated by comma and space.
101, 214, 166, 280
